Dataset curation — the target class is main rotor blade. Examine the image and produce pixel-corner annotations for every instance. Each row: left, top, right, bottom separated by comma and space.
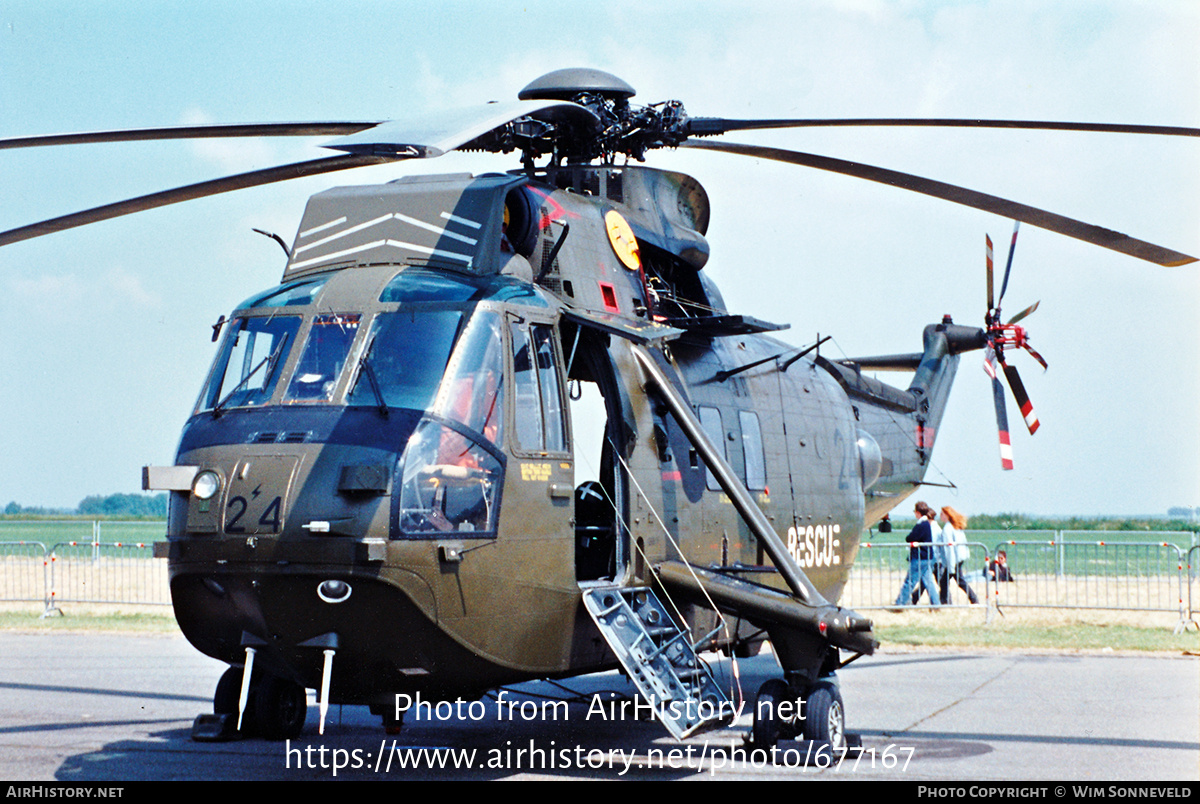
0, 153, 390, 247
682, 141, 1198, 266
324, 100, 600, 158
0, 122, 382, 150
685, 117, 1200, 138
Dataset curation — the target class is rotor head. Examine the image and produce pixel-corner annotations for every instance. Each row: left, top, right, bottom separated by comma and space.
518, 68, 636, 102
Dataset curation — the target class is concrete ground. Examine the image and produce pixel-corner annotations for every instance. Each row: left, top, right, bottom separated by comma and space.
0, 632, 1196, 781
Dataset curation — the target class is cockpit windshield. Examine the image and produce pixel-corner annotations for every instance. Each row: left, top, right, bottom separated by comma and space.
199, 315, 301, 412
197, 267, 536, 417
347, 310, 464, 412
285, 313, 361, 402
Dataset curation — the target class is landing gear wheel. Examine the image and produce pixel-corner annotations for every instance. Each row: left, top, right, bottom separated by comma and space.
213, 666, 257, 735
802, 681, 846, 752
213, 666, 242, 714
752, 678, 797, 748
253, 676, 308, 740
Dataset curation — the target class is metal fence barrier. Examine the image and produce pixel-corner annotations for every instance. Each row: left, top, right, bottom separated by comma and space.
844, 531, 1197, 631
988, 540, 1186, 616
47, 540, 170, 611
1, 523, 1198, 629
0, 521, 169, 614
0, 541, 51, 609
1185, 546, 1199, 632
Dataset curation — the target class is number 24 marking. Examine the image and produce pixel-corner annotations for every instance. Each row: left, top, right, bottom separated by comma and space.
225, 496, 282, 533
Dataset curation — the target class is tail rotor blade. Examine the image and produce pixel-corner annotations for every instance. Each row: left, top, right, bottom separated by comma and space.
1023, 341, 1049, 371
997, 221, 1020, 309
984, 351, 1015, 470
986, 234, 995, 313
1006, 300, 1040, 325
1001, 361, 1040, 434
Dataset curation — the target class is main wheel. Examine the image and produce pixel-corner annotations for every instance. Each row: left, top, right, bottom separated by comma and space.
803, 681, 847, 751
213, 666, 242, 714
253, 676, 308, 740
214, 665, 258, 735
752, 678, 797, 748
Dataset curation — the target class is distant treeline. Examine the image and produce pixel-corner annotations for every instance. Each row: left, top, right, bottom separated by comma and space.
3, 493, 168, 519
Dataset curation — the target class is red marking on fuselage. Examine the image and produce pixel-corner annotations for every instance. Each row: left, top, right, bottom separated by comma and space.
525, 186, 581, 230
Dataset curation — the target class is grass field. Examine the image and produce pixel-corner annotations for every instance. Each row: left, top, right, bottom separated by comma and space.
1, 606, 1194, 654
2, 521, 1197, 653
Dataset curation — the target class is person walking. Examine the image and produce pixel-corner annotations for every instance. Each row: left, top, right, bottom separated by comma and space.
894, 501, 940, 607
912, 505, 949, 604
941, 506, 979, 604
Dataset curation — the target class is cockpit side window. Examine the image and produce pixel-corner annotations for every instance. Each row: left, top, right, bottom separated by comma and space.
431, 309, 505, 445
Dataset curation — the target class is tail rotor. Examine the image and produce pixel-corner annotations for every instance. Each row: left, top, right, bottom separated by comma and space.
982, 222, 1047, 469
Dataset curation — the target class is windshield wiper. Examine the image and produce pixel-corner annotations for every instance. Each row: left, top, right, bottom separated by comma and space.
352, 349, 389, 418
212, 334, 289, 417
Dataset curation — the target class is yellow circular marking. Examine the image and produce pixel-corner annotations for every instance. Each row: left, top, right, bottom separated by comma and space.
605, 210, 641, 271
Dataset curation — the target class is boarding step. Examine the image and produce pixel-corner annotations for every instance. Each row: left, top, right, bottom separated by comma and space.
581, 585, 733, 739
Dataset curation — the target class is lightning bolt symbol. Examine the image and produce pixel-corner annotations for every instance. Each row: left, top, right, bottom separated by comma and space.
251, 485, 262, 500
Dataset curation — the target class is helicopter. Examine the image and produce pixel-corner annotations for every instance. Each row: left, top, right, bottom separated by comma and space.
2, 67, 1195, 750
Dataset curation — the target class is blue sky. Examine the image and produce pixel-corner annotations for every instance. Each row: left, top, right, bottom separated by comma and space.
0, 1, 1196, 516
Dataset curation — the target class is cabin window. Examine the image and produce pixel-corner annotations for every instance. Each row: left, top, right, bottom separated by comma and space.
509, 321, 567, 454
199, 315, 301, 412
697, 406, 726, 492
739, 410, 766, 490
284, 313, 361, 402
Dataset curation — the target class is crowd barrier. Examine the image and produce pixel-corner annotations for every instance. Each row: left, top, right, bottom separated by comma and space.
842, 531, 1197, 631
0, 521, 169, 614
1, 523, 1197, 630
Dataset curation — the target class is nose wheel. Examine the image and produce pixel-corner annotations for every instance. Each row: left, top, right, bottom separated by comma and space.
202, 665, 308, 741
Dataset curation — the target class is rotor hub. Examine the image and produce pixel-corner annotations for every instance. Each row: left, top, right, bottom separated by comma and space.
518, 68, 636, 102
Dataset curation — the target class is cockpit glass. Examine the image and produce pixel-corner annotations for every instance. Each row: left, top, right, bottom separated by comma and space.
199, 315, 301, 412
379, 270, 482, 304
284, 313, 362, 402
347, 310, 463, 412
236, 277, 328, 310
431, 309, 505, 445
